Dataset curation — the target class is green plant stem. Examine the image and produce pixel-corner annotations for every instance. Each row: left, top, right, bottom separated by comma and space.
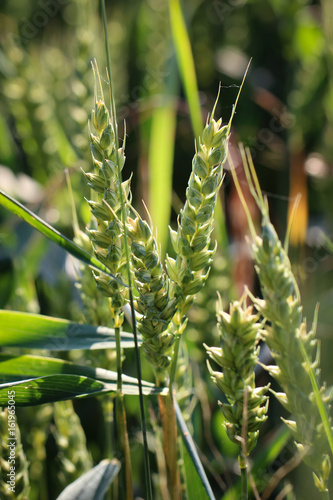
116, 394, 133, 500
101, 396, 114, 500
100, 2, 153, 499
239, 455, 248, 500
158, 390, 181, 500
115, 326, 122, 392
322, 491, 330, 500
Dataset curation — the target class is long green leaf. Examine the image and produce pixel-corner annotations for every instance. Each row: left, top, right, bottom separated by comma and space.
0, 354, 155, 389
0, 374, 168, 406
175, 399, 215, 500
56, 459, 121, 500
0, 189, 123, 283
169, 0, 203, 139
0, 310, 139, 350
148, 99, 177, 257
182, 440, 211, 500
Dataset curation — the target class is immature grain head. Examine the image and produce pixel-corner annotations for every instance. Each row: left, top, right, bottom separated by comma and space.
205, 295, 269, 455
230, 146, 333, 492
166, 112, 229, 331
83, 61, 130, 327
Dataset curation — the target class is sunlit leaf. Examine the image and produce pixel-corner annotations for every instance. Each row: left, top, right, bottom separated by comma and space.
0, 189, 124, 283
0, 310, 139, 350
0, 374, 168, 406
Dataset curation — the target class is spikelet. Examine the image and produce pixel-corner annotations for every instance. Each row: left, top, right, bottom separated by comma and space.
0, 409, 30, 500
166, 109, 228, 336
205, 296, 269, 455
84, 60, 129, 328
127, 212, 177, 380
231, 147, 333, 492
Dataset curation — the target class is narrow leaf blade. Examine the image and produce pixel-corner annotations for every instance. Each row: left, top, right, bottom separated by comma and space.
56, 459, 121, 500
169, 0, 203, 139
175, 399, 215, 500
0, 374, 168, 406
0, 189, 122, 282
0, 310, 138, 350
148, 101, 177, 257
0, 353, 155, 389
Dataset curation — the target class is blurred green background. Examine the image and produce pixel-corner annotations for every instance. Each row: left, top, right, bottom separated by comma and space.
0, 0, 333, 498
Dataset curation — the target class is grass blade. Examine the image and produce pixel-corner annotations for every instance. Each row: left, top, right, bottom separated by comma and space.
148, 98, 177, 257
175, 399, 215, 500
0, 353, 155, 389
0, 310, 139, 350
56, 459, 121, 500
0, 189, 122, 283
0, 374, 168, 406
169, 0, 203, 139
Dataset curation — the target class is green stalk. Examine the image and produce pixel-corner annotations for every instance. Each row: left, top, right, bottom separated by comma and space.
100, 2, 153, 498
239, 455, 248, 500
115, 327, 122, 392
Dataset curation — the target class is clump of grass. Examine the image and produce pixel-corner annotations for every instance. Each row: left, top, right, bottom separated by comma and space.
230, 147, 333, 494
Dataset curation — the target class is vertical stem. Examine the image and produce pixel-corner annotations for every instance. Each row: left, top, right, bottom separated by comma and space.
239, 454, 248, 500
115, 326, 122, 392
101, 396, 114, 500
158, 391, 181, 500
116, 394, 134, 500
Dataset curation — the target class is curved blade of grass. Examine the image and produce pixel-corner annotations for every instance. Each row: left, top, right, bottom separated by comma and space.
0, 354, 155, 389
148, 97, 177, 257
0, 189, 123, 284
0, 310, 139, 350
169, 0, 203, 140
175, 399, 215, 500
56, 459, 121, 500
0, 374, 168, 406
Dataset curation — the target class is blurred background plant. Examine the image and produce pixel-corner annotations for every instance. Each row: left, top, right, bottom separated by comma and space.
1, 0, 333, 498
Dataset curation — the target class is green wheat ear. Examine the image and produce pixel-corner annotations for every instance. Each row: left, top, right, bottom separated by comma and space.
84, 59, 129, 329
205, 294, 269, 457
127, 207, 178, 382
230, 145, 333, 493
